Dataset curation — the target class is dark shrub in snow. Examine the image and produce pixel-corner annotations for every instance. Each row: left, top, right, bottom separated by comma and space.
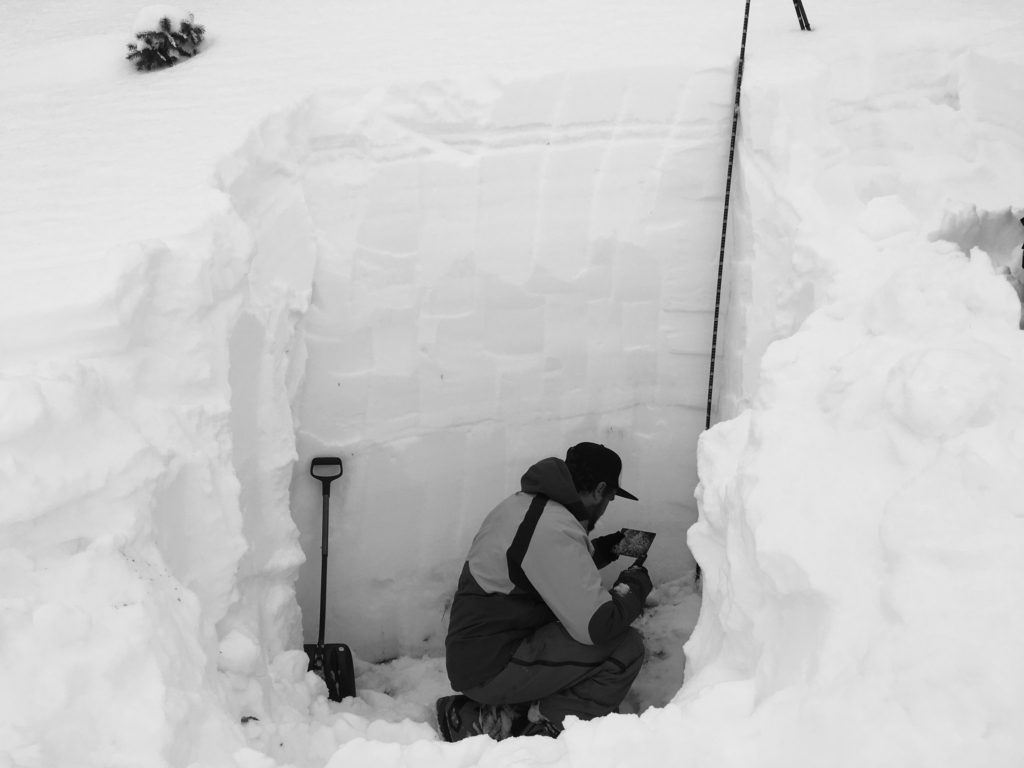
126, 11, 205, 71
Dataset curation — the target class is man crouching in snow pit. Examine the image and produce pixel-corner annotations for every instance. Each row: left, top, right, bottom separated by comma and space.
436, 442, 652, 742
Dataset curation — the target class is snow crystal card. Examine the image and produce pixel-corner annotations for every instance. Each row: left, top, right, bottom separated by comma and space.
613, 528, 656, 558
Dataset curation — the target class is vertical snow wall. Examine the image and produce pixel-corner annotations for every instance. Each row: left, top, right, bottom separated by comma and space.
218, 68, 739, 660
678, 30, 1024, 768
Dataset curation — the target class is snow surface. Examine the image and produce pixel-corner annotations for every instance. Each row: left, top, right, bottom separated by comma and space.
131, 5, 193, 37
2, 0, 1024, 767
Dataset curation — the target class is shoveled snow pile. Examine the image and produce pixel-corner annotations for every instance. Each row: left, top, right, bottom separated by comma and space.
691, 244, 1024, 766
1, 0, 1023, 767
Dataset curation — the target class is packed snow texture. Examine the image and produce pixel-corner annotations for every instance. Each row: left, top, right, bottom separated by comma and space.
2, 0, 1024, 767
219, 69, 729, 659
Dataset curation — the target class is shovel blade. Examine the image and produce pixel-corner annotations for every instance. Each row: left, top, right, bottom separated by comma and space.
305, 642, 356, 701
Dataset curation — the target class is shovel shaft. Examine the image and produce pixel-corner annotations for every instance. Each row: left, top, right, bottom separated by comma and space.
306, 456, 355, 700
317, 491, 329, 646
310, 456, 343, 649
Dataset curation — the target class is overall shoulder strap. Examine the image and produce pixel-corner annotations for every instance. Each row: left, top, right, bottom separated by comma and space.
506, 494, 548, 593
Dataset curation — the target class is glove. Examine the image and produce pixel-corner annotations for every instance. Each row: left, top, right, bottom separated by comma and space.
591, 531, 625, 568
614, 564, 653, 603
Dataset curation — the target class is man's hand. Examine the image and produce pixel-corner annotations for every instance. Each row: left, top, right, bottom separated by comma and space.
614, 564, 653, 603
591, 531, 625, 568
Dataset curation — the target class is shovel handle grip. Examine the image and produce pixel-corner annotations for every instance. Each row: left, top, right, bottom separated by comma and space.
311, 456, 343, 491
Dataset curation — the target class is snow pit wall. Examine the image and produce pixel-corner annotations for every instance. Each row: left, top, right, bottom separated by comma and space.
714, 32, 1024, 416
218, 68, 737, 660
680, 33, 1024, 768
0, 217, 268, 767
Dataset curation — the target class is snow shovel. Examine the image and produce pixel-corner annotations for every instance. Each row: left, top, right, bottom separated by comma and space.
304, 456, 357, 701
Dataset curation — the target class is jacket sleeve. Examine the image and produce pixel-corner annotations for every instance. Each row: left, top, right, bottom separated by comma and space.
520, 509, 644, 645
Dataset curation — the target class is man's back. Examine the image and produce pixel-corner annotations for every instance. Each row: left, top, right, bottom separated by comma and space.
445, 490, 562, 691
445, 456, 645, 690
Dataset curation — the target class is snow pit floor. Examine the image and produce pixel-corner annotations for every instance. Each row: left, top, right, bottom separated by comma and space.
238, 576, 700, 760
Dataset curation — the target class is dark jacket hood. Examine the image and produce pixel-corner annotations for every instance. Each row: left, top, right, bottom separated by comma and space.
520, 457, 589, 523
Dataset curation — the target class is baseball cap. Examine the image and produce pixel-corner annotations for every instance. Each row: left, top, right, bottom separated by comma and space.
565, 442, 638, 501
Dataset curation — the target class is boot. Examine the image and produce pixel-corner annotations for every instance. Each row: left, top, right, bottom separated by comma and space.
435, 695, 522, 742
